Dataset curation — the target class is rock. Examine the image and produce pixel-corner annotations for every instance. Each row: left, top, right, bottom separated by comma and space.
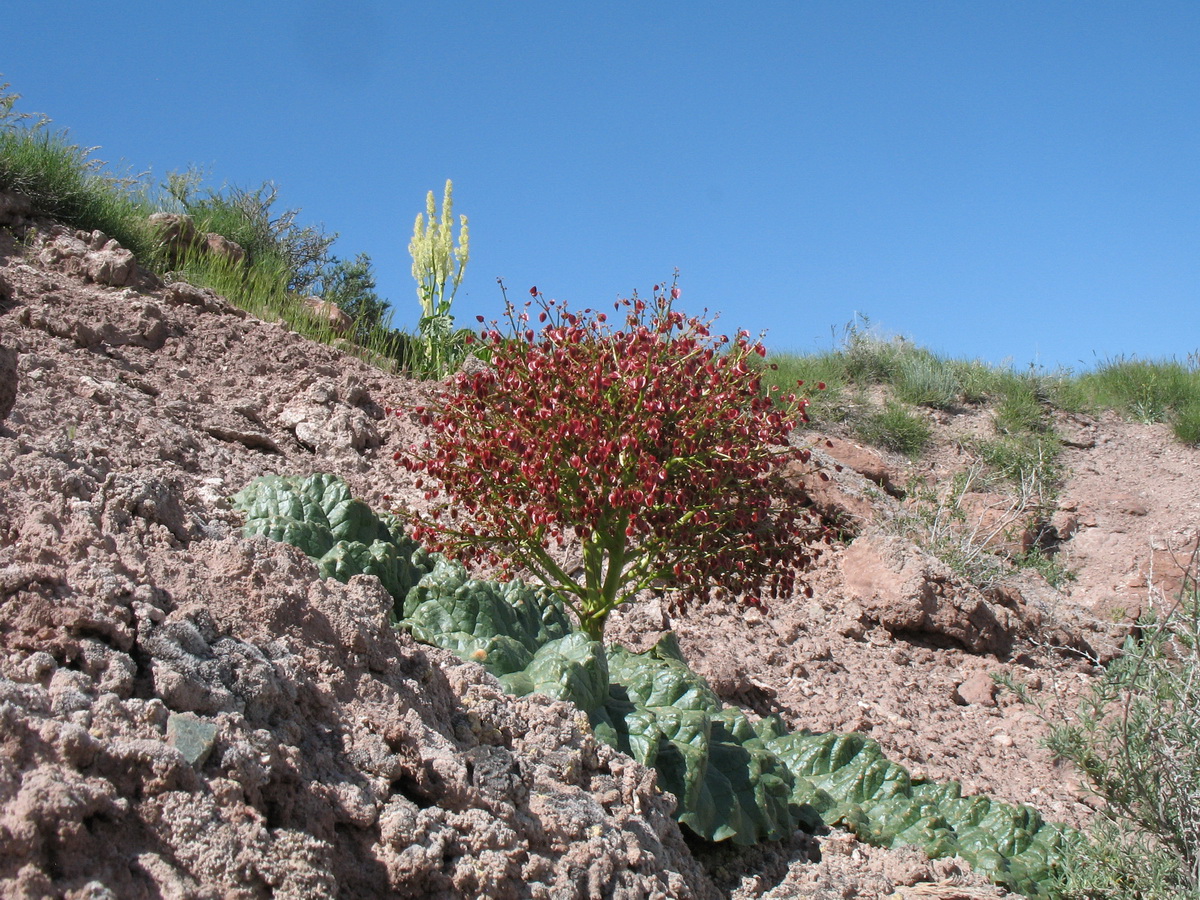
85, 245, 137, 287
1143, 535, 1200, 603
782, 439, 898, 534
166, 712, 218, 766
301, 296, 353, 335
34, 230, 139, 287
1108, 492, 1150, 517
148, 212, 200, 260
1050, 510, 1079, 542
148, 214, 245, 269
0, 191, 34, 229
817, 434, 902, 495
203, 232, 245, 266
955, 491, 1038, 558
0, 343, 17, 419
953, 672, 998, 707
841, 532, 1017, 655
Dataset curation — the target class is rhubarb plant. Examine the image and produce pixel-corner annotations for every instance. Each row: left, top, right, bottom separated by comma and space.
234, 473, 1074, 897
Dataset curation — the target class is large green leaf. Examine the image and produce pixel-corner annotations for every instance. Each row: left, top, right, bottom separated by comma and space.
401, 556, 572, 675
231, 474, 428, 622
599, 639, 801, 844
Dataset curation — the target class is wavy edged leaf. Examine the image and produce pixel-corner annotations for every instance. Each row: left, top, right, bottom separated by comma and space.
766, 730, 1073, 897
232, 474, 428, 620
235, 473, 1075, 895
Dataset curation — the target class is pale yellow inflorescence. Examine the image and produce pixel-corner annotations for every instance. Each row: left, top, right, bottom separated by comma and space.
409, 179, 469, 316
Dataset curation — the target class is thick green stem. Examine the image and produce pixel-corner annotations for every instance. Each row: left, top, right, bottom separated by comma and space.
578, 608, 609, 642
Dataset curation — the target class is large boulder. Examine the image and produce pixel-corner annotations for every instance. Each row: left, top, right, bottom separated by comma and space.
840, 531, 1019, 655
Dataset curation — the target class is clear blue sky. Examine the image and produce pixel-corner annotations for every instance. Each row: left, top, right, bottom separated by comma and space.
4, 2, 1197, 370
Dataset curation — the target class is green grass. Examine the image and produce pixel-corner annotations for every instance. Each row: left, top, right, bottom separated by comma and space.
0, 123, 159, 260
761, 320, 1200, 453
0, 81, 425, 375
760, 349, 851, 422
1174, 400, 1200, 445
892, 347, 962, 409
853, 401, 930, 456
1075, 356, 1200, 444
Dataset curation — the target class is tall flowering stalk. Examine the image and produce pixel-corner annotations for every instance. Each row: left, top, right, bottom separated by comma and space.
408, 179, 469, 377
397, 277, 825, 642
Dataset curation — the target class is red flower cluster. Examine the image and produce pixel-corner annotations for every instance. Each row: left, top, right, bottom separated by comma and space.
396, 279, 825, 641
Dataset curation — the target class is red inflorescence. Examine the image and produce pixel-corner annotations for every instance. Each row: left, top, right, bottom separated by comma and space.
397, 279, 824, 623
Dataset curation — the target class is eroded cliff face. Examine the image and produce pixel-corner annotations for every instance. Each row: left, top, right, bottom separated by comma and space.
0, 222, 715, 899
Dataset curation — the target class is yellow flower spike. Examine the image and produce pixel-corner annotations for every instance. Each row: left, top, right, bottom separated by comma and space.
407, 179, 470, 376
455, 215, 469, 274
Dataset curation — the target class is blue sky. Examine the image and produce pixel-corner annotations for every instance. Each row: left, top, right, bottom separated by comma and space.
4, 2, 1197, 370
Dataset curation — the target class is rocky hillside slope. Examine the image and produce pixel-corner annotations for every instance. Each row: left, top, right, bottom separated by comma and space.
1, 208, 1196, 898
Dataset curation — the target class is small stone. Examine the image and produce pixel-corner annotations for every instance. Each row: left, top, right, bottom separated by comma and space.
953, 672, 998, 707
167, 712, 218, 767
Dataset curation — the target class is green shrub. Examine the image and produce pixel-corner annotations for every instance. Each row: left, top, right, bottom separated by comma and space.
162, 167, 337, 296
1026, 575, 1200, 898
950, 358, 1002, 404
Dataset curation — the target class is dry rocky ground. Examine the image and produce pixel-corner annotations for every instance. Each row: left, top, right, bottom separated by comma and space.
1, 205, 1196, 898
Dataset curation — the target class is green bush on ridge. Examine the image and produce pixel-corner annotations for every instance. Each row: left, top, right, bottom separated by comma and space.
1002, 565, 1200, 899
0, 80, 415, 371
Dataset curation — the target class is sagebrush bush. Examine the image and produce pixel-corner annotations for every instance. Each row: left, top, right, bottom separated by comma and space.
1029, 568, 1200, 898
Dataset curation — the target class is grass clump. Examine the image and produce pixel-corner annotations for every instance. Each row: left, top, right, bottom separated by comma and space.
891, 347, 963, 409
760, 349, 850, 422
759, 316, 1081, 457
854, 401, 930, 456
1076, 356, 1200, 445
0, 81, 157, 259
1173, 400, 1200, 446
1076, 357, 1199, 424
993, 376, 1052, 435
0, 80, 422, 373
